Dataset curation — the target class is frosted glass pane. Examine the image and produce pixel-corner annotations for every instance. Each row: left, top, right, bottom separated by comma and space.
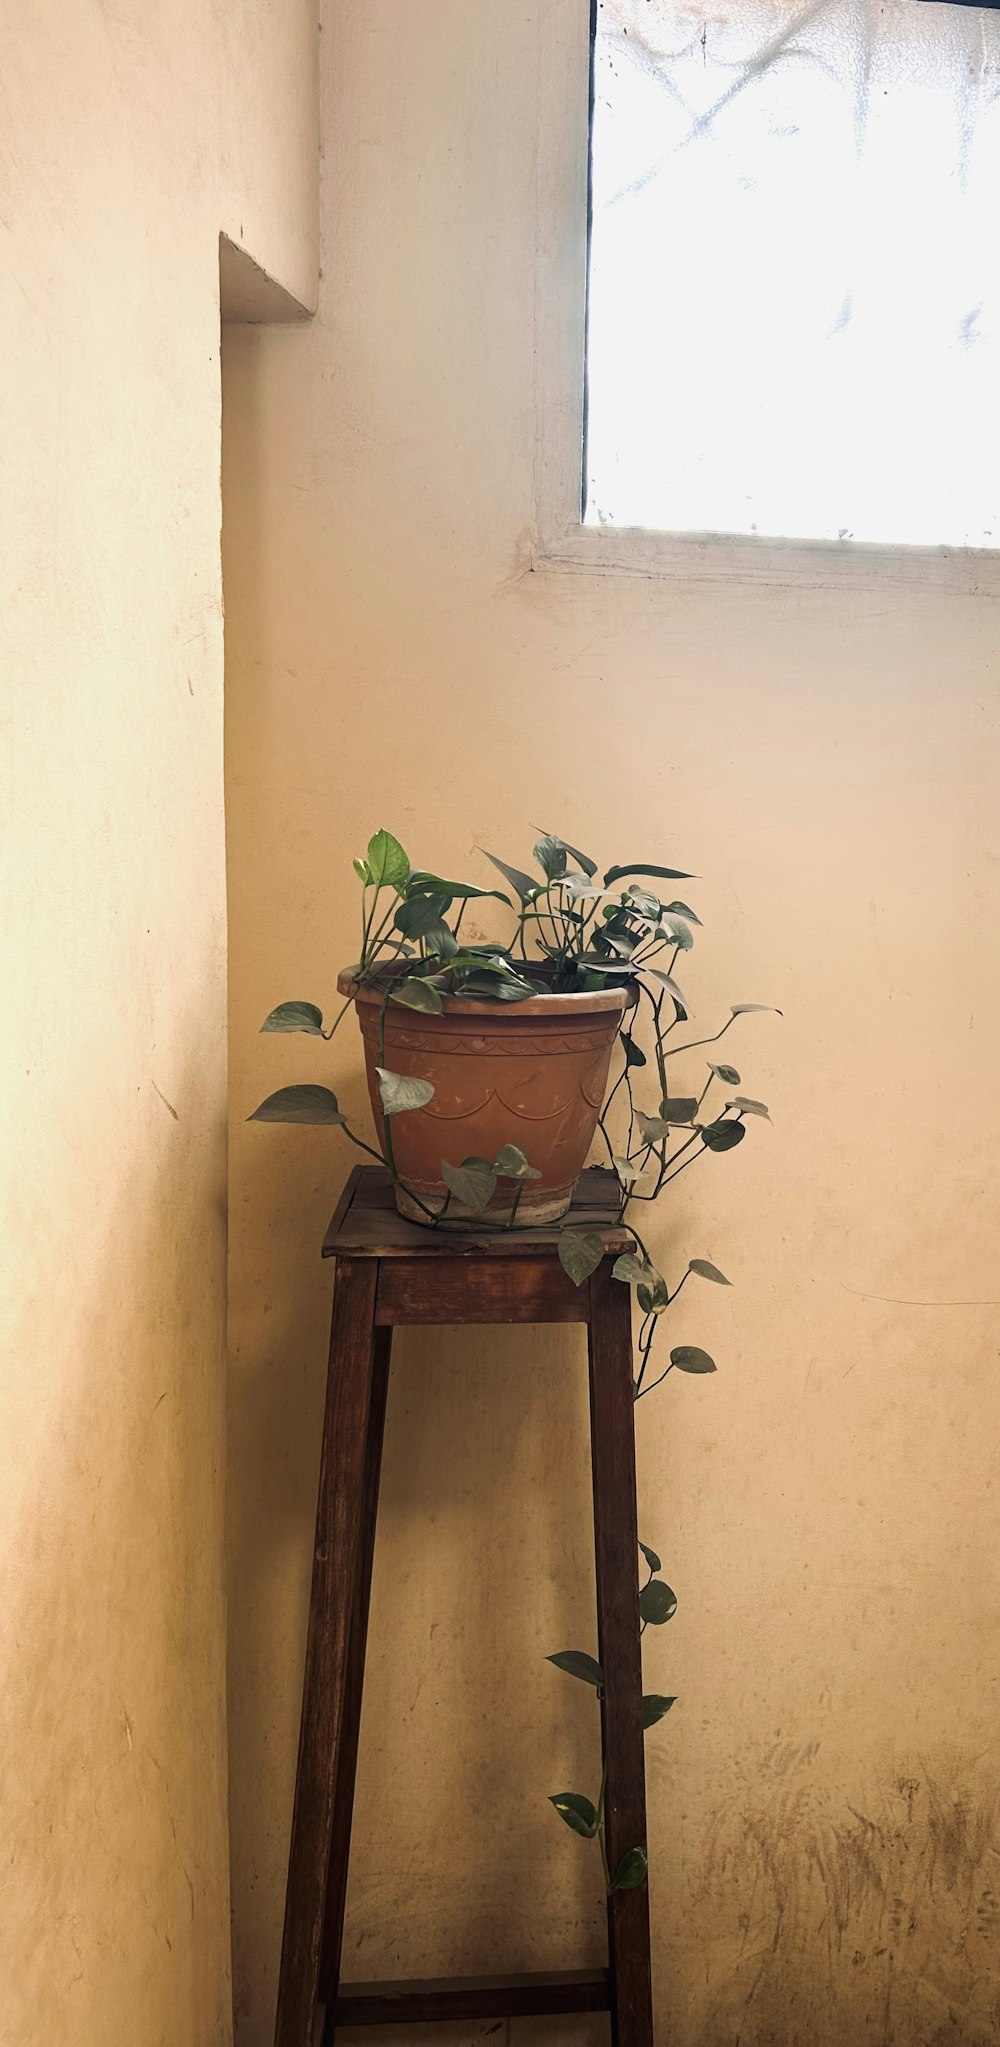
586, 0, 1000, 545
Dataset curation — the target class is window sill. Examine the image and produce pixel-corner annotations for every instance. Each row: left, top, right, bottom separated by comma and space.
532, 522, 1000, 598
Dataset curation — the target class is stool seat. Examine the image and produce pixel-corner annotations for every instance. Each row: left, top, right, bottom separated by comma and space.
274, 1165, 654, 2047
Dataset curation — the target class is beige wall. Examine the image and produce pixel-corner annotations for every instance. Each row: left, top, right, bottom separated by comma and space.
225, 4, 1000, 2042
1, 5, 317, 2043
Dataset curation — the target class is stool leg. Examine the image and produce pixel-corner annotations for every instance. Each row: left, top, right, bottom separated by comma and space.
587, 1261, 654, 2047
274, 1258, 381, 2047
318, 1324, 392, 2011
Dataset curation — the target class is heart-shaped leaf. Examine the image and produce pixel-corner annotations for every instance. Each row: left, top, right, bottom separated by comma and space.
390, 978, 445, 1014
622, 1036, 646, 1069
639, 1540, 661, 1574
494, 1142, 541, 1180
260, 1000, 324, 1035
627, 886, 662, 919
639, 1579, 678, 1625
664, 899, 701, 926
394, 892, 452, 937
709, 1061, 741, 1086
248, 1085, 346, 1126
547, 1649, 604, 1689
611, 1846, 648, 1891
480, 850, 542, 903
549, 1791, 598, 1838
731, 1003, 783, 1017
558, 1231, 604, 1286
612, 1253, 651, 1287
536, 832, 598, 879
376, 1069, 435, 1116
613, 1156, 639, 1188
727, 1095, 771, 1120
657, 911, 694, 950
534, 834, 569, 881
700, 1119, 746, 1153
366, 829, 410, 891
670, 1344, 717, 1374
642, 1694, 677, 1730
647, 971, 688, 1019
603, 863, 695, 887
441, 1157, 498, 1212
688, 1258, 731, 1285
657, 1098, 698, 1124
635, 1111, 671, 1146
406, 871, 509, 903
563, 873, 604, 902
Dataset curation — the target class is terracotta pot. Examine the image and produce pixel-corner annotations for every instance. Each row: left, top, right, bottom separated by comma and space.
339, 968, 636, 1224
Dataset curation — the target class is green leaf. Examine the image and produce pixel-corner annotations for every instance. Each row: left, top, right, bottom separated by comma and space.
260, 1000, 324, 1035
646, 971, 688, 1020
353, 856, 372, 884
613, 1156, 639, 1188
659, 911, 694, 951
534, 834, 569, 881
639, 1540, 661, 1573
639, 1579, 678, 1625
494, 1142, 541, 1180
622, 1035, 646, 1069
612, 1253, 651, 1287
727, 1095, 771, 1120
657, 1097, 699, 1124
536, 832, 598, 879
731, 1003, 783, 1017
394, 892, 452, 937
458, 969, 535, 1002
664, 899, 701, 926
634, 1111, 669, 1145
688, 1258, 731, 1285
547, 1649, 604, 1688
558, 1231, 605, 1286
701, 1119, 746, 1153
627, 886, 662, 919
709, 1061, 741, 1086
406, 870, 509, 902
441, 1157, 497, 1212
419, 920, 459, 960
563, 873, 604, 902
376, 1068, 435, 1116
389, 978, 445, 1014
248, 1085, 345, 1126
670, 1344, 717, 1374
549, 1792, 598, 1838
643, 1694, 677, 1730
366, 829, 410, 891
480, 850, 542, 903
612, 1847, 648, 1891
603, 862, 695, 887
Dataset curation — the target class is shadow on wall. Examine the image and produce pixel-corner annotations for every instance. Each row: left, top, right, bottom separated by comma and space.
2, 1041, 230, 2045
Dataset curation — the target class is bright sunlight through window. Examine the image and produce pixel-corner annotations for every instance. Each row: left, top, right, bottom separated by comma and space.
586, 0, 1000, 547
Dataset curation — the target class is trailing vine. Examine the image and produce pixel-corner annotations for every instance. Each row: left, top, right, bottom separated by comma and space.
250, 827, 779, 1894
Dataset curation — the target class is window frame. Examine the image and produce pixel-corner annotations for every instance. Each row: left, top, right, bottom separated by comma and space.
531, 0, 1000, 598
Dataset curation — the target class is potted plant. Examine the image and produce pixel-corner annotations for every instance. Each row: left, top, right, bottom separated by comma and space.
251, 825, 778, 1890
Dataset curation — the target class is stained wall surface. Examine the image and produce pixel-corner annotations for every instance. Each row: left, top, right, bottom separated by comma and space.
1, 5, 317, 2043
224, 4, 1000, 2043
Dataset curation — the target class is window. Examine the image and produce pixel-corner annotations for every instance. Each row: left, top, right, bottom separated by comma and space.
586, 0, 1000, 548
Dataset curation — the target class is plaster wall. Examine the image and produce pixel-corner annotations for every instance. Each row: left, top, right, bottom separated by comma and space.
1, 4, 317, 2042
224, 4, 1000, 2042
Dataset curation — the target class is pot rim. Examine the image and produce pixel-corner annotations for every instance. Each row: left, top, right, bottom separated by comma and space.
337, 965, 638, 1019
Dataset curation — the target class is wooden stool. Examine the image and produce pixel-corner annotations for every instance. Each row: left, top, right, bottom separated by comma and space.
273, 1165, 654, 2047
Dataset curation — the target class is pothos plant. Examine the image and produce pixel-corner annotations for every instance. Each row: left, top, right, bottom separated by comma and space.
251, 826, 778, 1896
